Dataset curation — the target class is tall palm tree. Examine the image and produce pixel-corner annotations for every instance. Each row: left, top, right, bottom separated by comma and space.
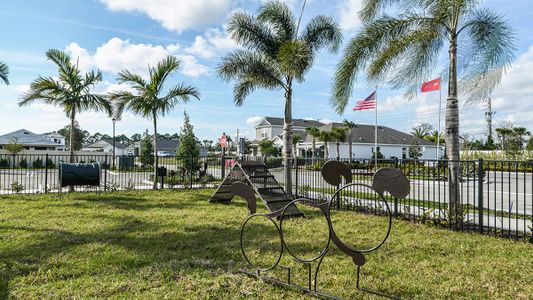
319, 130, 333, 160
331, 0, 515, 220
305, 126, 320, 164
343, 119, 356, 161
331, 127, 347, 160
218, 0, 342, 195
110, 56, 200, 189
0, 61, 9, 85
20, 49, 111, 162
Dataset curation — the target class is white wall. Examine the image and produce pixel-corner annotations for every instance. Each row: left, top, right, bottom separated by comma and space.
298, 142, 441, 159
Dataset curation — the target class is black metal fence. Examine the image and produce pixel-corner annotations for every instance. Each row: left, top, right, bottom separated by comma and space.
0, 153, 531, 240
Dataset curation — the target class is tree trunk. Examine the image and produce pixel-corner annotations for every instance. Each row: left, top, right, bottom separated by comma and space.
311, 138, 315, 166
324, 141, 328, 159
336, 142, 340, 160
152, 112, 158, 190
283, 82, 293, 196
446, 35, 461, 226
69, 112, 75, 192
348, 130, 353, 162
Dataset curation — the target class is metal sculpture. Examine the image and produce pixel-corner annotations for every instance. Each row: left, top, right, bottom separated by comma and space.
236, 160, 410, 299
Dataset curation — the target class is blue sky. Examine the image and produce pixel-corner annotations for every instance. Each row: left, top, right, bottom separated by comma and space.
1, 0, 533, 142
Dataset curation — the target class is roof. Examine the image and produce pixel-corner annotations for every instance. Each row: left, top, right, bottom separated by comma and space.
0, 129, 64, 146
262, 117, 324, 128
303, 123, 436, 146
83, 139, 128, 150
130, 139, 180, 151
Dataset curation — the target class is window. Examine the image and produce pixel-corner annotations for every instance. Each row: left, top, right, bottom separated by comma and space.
261, 128, 268, 138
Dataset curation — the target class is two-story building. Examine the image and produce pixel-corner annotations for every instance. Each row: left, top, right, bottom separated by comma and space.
251, 117, 441, 159
0, 129, 66, 151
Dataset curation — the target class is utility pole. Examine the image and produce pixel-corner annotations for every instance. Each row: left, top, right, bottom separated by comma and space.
485, 98, 495, 144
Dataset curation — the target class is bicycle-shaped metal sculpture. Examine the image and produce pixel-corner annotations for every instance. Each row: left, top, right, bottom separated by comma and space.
231, 160, 410, 299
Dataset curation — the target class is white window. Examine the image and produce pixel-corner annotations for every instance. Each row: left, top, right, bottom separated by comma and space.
261, 128, 268, 138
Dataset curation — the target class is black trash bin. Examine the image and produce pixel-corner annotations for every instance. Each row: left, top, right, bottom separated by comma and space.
59, 163, 101, 187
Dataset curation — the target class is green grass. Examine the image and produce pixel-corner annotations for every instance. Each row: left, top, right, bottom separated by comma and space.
0, 190, 532, 299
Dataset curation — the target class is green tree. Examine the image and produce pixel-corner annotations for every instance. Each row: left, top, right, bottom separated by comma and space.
331, 0, 515, 218
130, 133, 142, 142
331, 127, 347, 160
110, 56, 200, 189
527, 137, 533, 152
58, 121, 87, 151
0, 61, 9, 85
411, 123, 434, 139
258, 139, 278, 157
5, 138, 23, 168
409, 141, 422, 159
140, 130, 154, 166
176, 111, 200, 174
292, 135, 302, 160
319, 130, 333, 159
343, 119, 356, 161
305, 126, 320, 164
19, 49, 111, 162
217, 0, 341, 194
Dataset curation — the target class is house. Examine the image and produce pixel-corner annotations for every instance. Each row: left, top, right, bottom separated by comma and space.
251, 117, 442, 159
127, 138, 208, 157
0, 129, 66, 151
250, 117, 325, 156
81, 139, 128, 156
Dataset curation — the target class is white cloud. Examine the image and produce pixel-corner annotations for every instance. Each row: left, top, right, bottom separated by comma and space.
338, 0, 363, 32
65, 38, 209, 78
246, 116, 264, 126
185, 28, 237, 59
99, 0, 232, 33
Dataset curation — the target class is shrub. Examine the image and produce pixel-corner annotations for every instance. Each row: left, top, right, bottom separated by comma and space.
0, 158, 10, 168
46, 159, 55, 168
19, 158, 28, 168
11, 181, 24, 193
33, 158, 44, 168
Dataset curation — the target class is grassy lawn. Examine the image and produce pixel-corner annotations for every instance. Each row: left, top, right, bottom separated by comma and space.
0, 190, 532, 299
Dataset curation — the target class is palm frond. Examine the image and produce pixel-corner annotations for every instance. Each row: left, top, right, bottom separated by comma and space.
257, 0, 296, 41
277, 40, 312, 82
301, 15, 342, 53
46, 49, 74, 75
157, 84, 200, 116
0, 61, 9, 85
227, 11, 278, 56
150, 56, 180, 94
19, 76, 69, 107
217, 50, 284, 88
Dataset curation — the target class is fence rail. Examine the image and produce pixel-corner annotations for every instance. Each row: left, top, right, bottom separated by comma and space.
0, 154, 531, 240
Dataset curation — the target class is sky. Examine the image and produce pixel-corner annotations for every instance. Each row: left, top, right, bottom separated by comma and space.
1, 0, 533, 143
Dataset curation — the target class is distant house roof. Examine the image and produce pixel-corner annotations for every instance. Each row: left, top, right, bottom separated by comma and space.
261, 117, 324, 128
303, 123, 435, 146
131, 139, 180, 152
0, 129, 65, 147
83, 139, 128, 150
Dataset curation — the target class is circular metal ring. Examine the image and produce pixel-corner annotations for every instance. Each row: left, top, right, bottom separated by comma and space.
279, 198, 331, 263
240, 213, 283, 271
327, 182, 392, 253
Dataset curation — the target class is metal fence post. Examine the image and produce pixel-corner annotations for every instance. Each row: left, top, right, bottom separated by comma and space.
393, 157, 399, 216
477, 158, 484, 233
295, 157, 298, 197
104, 155, 108, 191
221, 148, 226, 179
44, 153, 49, 194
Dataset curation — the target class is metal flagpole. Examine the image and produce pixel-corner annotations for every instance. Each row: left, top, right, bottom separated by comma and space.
374, 87, 378, 172
437, 81, 442, 159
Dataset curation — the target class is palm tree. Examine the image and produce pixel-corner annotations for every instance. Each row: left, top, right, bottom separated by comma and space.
0, 61, 9, 85
319, 130, 333, 160
331, 127, 347, 160
305, 126, 320, 164
331, 0, 515, 220
218, 0, 342, 195
292, 134, 302, 166
343, 119, 356, 161
110, 56, 200, 189
20, 49, 111, 162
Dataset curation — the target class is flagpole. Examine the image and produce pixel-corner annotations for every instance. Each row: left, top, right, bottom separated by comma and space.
375, 87, 378, 172
437, 80, 442, 159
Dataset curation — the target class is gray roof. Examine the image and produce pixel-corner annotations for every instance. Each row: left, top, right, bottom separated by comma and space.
263, 117, 324, 128
83, 139, 128, 150
0, 129, 64, 146
303, 123, 435, 146
157, 139, 180, 151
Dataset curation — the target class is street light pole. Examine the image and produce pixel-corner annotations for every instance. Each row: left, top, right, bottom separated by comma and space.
112, 118, 116, 169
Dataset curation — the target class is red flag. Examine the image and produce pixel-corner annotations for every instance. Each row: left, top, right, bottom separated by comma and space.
353, 91, 376, 111
421, 78, 441, 93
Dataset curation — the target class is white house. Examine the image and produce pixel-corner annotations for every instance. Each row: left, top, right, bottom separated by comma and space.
0, 129, 66, 151
81, 139, 129, 156
251, 117, 442, 159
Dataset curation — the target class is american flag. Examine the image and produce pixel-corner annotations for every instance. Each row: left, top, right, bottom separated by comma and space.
353, 91, 376, 111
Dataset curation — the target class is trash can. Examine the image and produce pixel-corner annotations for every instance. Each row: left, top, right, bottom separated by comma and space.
59, 163, 100, 187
